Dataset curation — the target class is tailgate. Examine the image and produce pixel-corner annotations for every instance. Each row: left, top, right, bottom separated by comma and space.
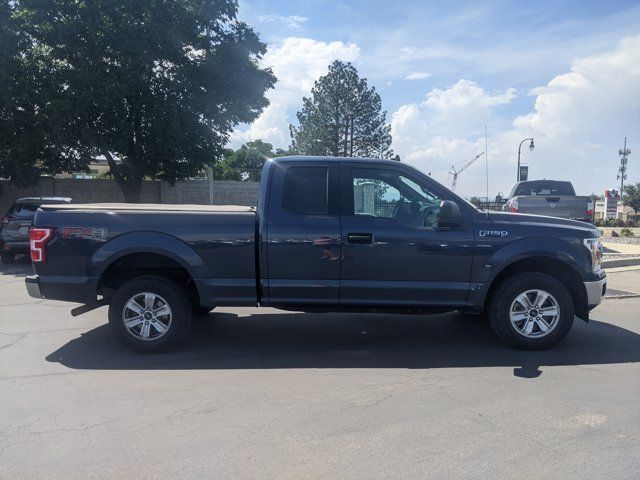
517, 196, 589, 219
1, 219, 32, 239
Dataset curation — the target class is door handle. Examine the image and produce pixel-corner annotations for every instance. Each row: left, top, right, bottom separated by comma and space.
347, 233, 373, 244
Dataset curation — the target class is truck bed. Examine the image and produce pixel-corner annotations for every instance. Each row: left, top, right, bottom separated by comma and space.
32, 202, 258, 306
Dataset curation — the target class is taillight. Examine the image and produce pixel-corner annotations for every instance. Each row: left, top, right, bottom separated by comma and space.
509, 199, 519, 213
587, 201, 594, 217
30, 227, 54, 262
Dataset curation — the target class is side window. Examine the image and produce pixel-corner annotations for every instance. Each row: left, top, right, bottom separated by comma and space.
354, 177, 400, 218
283, 166, 328, 215
352, 168, 441, 227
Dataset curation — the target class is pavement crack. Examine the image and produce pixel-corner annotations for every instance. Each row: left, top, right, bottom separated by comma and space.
0, 332, 27, 350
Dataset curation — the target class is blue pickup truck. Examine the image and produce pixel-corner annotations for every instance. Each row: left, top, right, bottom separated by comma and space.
25, 156, 606, 352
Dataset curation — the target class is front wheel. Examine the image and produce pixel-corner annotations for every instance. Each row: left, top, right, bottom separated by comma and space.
108, 275, 192, 353
489, 272, 574, 350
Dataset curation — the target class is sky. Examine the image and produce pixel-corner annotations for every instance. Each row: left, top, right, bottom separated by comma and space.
231, 0, 640, 198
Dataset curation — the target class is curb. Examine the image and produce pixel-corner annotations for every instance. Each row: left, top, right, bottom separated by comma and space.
602, 257, 640, 269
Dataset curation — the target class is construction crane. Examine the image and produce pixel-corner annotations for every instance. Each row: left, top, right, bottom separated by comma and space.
449, 152, 484, 191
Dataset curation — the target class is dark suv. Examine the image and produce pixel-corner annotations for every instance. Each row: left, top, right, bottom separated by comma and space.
1, 197, 72, 263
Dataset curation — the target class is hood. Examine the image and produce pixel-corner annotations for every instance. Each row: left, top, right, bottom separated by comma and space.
486, 211, 599, 236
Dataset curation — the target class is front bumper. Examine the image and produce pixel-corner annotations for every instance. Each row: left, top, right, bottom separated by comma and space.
584, 277, 607, 307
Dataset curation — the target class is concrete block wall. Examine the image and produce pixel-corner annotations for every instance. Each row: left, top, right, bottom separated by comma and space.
0, 178, 259, 214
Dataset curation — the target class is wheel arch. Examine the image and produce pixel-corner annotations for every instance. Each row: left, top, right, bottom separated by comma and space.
484, 256, 588, 319
91, 232, 206, 305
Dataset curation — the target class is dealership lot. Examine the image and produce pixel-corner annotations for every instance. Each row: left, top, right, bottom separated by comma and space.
1, 259, 639, 479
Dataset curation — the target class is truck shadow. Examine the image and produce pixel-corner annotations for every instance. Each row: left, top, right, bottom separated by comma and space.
45, 310, 640, 377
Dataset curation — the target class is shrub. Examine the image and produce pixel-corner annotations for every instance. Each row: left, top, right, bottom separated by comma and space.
620, 228, 635, 238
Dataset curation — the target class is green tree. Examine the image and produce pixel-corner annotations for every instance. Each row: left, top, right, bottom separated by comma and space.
469, 196, 482, 208
7, 0, 275, 202
0, 1, 87, 187
290, 60, 393, 158
213, 140, 274, 182
622, 183, 640, 213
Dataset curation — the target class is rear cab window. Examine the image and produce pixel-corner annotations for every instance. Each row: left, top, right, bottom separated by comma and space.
513, 181, 575, 196
283, 166, 329, 215
8, 203, 39, 218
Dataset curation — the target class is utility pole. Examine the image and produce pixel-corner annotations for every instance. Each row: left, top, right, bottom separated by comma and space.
617, 137, 631, 195
484, 125, 489, 201
349, 113, 354, 157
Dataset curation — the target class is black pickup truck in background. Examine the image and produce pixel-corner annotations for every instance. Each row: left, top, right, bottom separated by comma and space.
1, 197, 72, 264
25, 156, 606, 352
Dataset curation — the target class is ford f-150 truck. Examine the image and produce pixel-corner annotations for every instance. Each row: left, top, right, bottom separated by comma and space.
25, 156, 606, 352
503, 180, 593, 222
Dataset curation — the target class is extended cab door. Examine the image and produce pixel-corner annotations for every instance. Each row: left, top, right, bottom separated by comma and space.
339, 162, 474, 307
264, 161, 341, 305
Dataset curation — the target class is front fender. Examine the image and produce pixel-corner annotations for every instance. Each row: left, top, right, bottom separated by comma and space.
466, 236, 590, 313
483, 236, 590, 285
89, 231, 206, 280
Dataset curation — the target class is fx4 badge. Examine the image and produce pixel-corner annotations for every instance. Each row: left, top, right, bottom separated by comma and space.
62, 227, 108, 240
478, 230, 509, 238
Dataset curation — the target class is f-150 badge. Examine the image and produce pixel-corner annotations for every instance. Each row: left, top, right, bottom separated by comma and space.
478, 230, 509, 238
62, 227, 108, 240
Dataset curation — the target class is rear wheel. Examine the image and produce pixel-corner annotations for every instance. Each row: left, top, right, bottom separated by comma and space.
1, 252, 16, 264
108, 275, 192, 353
489, 272, 574, 350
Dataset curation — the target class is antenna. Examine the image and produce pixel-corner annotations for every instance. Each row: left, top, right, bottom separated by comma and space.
617, 137, 631, 195
449, 152, 485, 191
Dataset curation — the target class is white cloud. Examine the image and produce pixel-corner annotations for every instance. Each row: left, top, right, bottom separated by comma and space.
405, 72, 431, 80
231, 37, 360, 148
514, 35, 640, 140
421, 80, 517, 141
258, 14, 308, 29
391, 35, 640, 198
424, 79, 516, 111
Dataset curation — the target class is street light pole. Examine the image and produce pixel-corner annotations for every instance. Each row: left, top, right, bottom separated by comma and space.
517, 137, 535, 182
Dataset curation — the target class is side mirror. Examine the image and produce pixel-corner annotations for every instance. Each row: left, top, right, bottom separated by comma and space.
437, 200, 462, 228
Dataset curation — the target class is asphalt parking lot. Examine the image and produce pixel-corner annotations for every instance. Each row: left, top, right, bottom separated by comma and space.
1, 258, 639, 479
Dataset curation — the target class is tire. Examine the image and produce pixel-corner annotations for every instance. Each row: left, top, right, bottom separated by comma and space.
489, 272, 574, 350
1, 252, 16, 264
108, 275, 192, 353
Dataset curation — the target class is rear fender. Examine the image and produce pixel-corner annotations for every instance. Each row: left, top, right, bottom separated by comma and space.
89, 231, 206, 281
